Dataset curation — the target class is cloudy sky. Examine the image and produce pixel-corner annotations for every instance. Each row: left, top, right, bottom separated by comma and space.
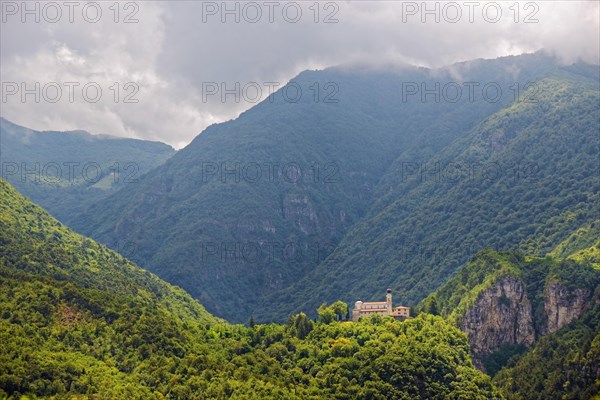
1, 0, 598, 149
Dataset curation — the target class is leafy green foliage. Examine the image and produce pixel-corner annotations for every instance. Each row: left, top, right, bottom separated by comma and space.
318, 301, 348, 323
286, 312, 314, 339
493, 304, 600, 400
482, 343, 528, 378
0, 179, 500, 399
550, 220, 600, 269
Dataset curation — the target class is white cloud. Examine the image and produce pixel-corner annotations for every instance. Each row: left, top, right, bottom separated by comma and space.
1, 1, 598, 148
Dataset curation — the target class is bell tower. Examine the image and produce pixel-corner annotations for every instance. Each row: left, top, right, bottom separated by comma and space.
386, 288, 392, 314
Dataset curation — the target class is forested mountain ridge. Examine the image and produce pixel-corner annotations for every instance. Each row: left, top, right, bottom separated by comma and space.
419, 248, 598, 341
260, 64, 600, 322
0, 179, 501, 399
0, 118, 175, 225
70, 52, 569, 322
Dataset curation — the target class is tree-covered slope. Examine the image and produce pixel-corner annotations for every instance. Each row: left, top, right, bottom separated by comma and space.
490, 226, 600, 400
0, 178, 220, 397
72, 52, 560, 322
0, 179, 500, 398
493, 303, 600, 400
261, 65, 600, 322
549, 220, 600, 269
0, 118, 175, 224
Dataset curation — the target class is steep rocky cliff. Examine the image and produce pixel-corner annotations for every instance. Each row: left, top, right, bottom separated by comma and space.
542, 280, 594, 335
422, 249, 600, 372
459, 276, 535, 367
459, 274, 597, 368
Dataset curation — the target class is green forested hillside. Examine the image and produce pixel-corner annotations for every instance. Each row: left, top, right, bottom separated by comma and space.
490, 228, 600, 400
0, 118, 175, 224
550, 220, 600, 268
262, 66, 600, 322
493, 303, 600, 400
0, 178, 219, 397
70, 52, 561, 322
0, 179, 500, 399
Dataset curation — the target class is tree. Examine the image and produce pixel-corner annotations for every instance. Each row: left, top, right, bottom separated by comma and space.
294, 313, 313, 339
330, 301, 348, 321
317, 301, 349, 323
425, 297, 439, 316
317, 303, 335, 324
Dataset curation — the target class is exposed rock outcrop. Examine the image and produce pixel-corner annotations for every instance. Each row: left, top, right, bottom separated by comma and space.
542, 280, 591, 335
282, 194, 320, 235
459, 275, 595, 371
460, 276, 535, 365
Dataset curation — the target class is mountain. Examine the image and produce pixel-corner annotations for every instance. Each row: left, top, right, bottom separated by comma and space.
0, 178, 500, 399
70, 52, 566, 322
260, 62, 600, 322
0, 118, 175, 227
419, 248, 599, 358
417, 231, 600, 399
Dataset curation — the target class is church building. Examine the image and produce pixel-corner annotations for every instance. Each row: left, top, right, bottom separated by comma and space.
351, 289, 410, 321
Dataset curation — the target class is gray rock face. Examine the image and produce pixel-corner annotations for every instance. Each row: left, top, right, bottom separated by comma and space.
460, 276, 535, 362
542, 280, 591, 335
282, 194, 320, 235
459, 275, 595, 371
